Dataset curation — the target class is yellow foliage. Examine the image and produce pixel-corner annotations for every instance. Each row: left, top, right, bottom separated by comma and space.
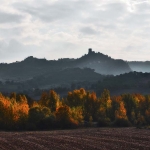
115, 102, 127, 119
107, 99, 112, 108
0, 93, 29, 128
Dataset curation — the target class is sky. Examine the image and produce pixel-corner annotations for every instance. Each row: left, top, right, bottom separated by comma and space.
0, 0, 150, 63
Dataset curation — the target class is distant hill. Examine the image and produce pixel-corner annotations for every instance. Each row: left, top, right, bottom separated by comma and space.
94, 71, 150, 96
0, 49, 131, 82
128, 61, 150, 73
77, 49, 131, 75
1, 49, 150, 97
25, 67, 105, 89
0, 67, 105, 93
2, 71, 148, 99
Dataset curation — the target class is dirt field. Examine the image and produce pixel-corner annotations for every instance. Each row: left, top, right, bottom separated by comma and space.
0, 128, 150, 150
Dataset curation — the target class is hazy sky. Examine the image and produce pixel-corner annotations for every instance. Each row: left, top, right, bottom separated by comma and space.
0, 0, 150, 63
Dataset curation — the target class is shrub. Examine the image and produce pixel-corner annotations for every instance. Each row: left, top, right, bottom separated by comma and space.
98, 118, 111, 127
38, 115, 56, 130
136, 114, 146, 128
112, 118, 131, 127
55, 105, 79, 129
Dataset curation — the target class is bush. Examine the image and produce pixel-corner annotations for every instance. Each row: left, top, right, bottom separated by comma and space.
98, 118, 111, 127
112, 118, 131, 127
55, 105, 79, 129
136, 114, 146, 128
38, 115, 56, 130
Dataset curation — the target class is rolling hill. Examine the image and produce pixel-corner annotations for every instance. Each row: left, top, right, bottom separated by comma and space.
0, 49, 131, 82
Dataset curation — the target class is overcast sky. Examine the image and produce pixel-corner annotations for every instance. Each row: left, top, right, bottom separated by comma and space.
0, 0, 150, 63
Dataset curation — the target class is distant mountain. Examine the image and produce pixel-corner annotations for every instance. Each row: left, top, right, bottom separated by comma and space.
0, 49, 131, 83
2, 71, 148, 99
128, 61, 150, 73
94, 71, 150, 96
0, 68, 105, 95
0, 49, 150, 98
76, 49, 131, 75
25, 67, 105, 89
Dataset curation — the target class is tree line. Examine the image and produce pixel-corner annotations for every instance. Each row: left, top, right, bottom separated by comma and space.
0, 88, 150, 130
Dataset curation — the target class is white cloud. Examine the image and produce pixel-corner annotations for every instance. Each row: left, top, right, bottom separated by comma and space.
0, 0, 150, 62
0, 11, 22, 23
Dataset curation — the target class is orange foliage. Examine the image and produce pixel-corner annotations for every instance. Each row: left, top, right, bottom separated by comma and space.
115, 101, 127, 119
0, 93, 29, 129
67, 88, 86, 107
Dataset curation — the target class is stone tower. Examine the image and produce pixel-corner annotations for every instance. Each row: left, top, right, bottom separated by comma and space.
88, 48, 92, 54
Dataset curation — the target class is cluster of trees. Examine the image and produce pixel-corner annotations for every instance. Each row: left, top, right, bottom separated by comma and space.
95, 72, 150, 93
0, 88, 150, 130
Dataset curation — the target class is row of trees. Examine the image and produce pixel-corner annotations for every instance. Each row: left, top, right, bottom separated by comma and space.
0, 89, 150, 130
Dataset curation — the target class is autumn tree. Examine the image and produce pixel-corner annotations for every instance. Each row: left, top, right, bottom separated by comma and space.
98, 89, 112, 122
0, 93, 29, 130
122, 94, 139, 122
55, 104, 82, 128
39, 90, 60, 112
12, 94, 29, 129
28, 106, 51, 124
55, 105, 73, 128
0, 94, 13, 129
66, 88, 86, 108
113, 101, 131, 127
28, 105, 56, 130
83, 92, 99, 121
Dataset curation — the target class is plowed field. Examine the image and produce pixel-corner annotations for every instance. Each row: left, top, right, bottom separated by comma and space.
0, 128, 150, 150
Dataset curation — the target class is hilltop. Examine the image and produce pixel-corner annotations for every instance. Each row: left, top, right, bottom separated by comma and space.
0, 49, 150, 98
0, 49, 131, 82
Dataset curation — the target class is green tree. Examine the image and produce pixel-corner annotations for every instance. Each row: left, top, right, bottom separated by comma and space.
39, 90, 60, 112
28, 106, 51, 125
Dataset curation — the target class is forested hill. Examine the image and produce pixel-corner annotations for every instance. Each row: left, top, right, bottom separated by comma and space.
77, 50, 131, 75
0, 49, 131, 82
94, 71, 150, 96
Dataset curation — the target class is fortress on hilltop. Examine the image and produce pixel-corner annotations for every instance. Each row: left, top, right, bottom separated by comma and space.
88, 48, 95, 54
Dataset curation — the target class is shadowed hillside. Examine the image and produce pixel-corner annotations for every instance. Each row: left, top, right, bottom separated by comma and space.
0, 49, 131, 82
1, 49, 150, 97
94, 71, 150, 96
77, 49, 131, 75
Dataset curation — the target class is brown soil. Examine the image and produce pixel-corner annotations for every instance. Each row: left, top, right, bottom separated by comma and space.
0, 128, 150, 150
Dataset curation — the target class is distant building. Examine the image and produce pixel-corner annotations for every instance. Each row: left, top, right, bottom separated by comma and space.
88, 48, 92, 54
88, 48, 95, 54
